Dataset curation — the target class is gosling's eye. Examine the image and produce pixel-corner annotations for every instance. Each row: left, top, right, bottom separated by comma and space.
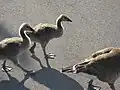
26, 26, 29, 29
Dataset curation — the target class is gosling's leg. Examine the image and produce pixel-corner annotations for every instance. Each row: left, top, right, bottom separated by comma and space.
1, 60, 12, 72
12, 58, 35, 75
29, 42, 36, 55
42, 46, 56, 59
42, 47, 51, 68
31, 54, 44, 68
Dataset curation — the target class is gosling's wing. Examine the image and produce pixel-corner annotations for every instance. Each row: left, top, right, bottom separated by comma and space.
0, 37, 22, 55
0, 37, 22, 44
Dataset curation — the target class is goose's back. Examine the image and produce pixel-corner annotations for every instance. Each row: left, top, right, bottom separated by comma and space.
34, 23, 57, 33
32, 23, 59, 42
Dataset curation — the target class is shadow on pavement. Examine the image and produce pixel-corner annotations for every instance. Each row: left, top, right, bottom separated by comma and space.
27, 54, 84, 90
0, 71, 30, 90
0, 21, 17, 40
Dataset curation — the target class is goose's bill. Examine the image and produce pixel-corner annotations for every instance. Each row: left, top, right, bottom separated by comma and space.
29, 27, 35, 32
61, 63, 85, 73
67, 18, 72, 22
61, 65, 75, 73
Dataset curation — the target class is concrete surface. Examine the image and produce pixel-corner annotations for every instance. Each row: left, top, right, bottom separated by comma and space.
0, 0, 120, 90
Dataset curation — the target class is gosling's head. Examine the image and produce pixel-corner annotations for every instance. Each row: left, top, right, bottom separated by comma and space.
58, 14, 72, 22
19, 23, 34, 32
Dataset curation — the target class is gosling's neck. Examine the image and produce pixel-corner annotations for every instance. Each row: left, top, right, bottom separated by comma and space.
56, 18, 63, 29
19, 28, 30, 45
55, 18, 63, 37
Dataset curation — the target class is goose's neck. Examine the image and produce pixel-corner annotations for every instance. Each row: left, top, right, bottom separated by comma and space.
56, 19, 63, 29
19, 28, 30, 44
54, 18, 64, 38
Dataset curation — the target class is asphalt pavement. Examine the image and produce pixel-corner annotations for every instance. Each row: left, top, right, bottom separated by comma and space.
0, 0, 120, 90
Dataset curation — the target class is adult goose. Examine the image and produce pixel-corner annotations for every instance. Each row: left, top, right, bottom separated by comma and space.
62, 47, 120, 90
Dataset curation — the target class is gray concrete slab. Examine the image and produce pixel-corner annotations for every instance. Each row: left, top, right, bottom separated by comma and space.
0, 0, 120, 90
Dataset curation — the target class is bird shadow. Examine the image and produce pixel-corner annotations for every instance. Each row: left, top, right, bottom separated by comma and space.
0, 71, 30, 90
26, 54, 84, 90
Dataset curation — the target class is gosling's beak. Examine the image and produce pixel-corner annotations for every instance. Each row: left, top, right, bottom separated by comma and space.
29, 26, 35, 32
67, 18, 72, 22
